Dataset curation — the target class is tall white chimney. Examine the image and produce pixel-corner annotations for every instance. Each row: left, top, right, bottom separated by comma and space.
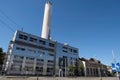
41, 2, 52, 39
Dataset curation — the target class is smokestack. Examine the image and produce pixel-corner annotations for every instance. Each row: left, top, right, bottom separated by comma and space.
41, 2, 52, 39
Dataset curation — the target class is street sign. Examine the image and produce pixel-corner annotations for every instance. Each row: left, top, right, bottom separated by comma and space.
111, 63, 120, 72
112, 63, 117, 72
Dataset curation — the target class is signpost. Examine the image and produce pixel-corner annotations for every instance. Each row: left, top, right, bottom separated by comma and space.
111, 62, 120, 80
112, 50, 119, 80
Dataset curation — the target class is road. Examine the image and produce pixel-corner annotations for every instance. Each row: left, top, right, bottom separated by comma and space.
0, 76, 117, 80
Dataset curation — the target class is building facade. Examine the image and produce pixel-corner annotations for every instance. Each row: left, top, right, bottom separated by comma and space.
79, 58, 108, 77
3, 30, 78, 76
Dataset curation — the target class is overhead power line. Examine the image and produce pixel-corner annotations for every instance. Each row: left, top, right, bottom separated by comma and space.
0, 18, 14, 32
0, 9, 18, 27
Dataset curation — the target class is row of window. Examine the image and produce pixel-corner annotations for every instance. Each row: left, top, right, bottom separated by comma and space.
19, 34, 55, 47
19, 34, 28, 40
16, 47, 25, 51
11, 65, 22, 71
87, 68, 99, 75
37, 59, 44, 62
16, 47, 55, 57
62, 46, 78, 53
14, 55, 24, 59
14, 55, 54, 63
13, 60, 23, 63
16, 47, 45, 53
13, 59, 53, 66
18, 34, 78, 53
16, 46, 54, 53
16, 45, 77, 54
11, 65, 53, 74
62, 50, 78, 53
25, 61, 34, 64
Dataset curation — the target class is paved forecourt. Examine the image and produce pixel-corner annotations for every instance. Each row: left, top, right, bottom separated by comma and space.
0, 76, 117, 80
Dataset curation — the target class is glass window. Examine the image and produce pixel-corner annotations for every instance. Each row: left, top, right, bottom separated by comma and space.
47, 68, 53, 72
47, 48, 54, 52
48, 53, 54, 56
73, 49, 78, 53
16, 47, 20, 50
63, 46, 68, 49
26, 57, 34, 60
14, 55, 24, 59
69, 48, 72, 52
49, 43, 55, 47
48, 60, 54, 63
38, 51, 45, 54
28, 48, 36, 53
11, 65, 22, 71
29, 37, 37, 43
39, 40, 46, 45
13, 60, 23, 63
19, 34, 28, 40
25, 66, 33, 71
37, 59, 44, 62
62, 50, 68, 53
36, 67, 43, 72
21, 48, 25, 51
16, 47, 25, 51
87, 68, 89, 75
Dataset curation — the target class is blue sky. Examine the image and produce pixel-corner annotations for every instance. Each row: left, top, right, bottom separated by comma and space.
0, 0, 120, 66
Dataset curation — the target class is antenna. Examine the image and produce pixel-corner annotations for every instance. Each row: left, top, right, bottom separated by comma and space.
112, 49, 116, 63
21, 27, 23, 31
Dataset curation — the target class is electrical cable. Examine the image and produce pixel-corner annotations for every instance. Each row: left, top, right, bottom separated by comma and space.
0, 18, 14, 32
0, 9, 18, 27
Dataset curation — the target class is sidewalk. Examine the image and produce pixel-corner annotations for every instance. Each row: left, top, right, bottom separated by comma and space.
0, 76, 117, 80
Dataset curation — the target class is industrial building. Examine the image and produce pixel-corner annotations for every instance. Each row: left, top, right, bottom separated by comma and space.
3, 2, 79, 76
